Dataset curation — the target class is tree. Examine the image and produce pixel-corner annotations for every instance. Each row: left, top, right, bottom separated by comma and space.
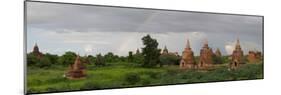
159, 54, 180, 66
27, 53, 39, 66
27, 53, 53, 68
133, 53, 144, 64
119, 56, 127, 62
213, 55, 223, 64
104, 52, 118, 63
58, 51, 76, 65
87, 55, 96, 64
141, 34, 161, 67
95, 53, 105, 66
45, 53, 59, 64
36, 56, 52, 68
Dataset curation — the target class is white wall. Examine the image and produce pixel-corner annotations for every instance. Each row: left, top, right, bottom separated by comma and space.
0, 0, 280, 95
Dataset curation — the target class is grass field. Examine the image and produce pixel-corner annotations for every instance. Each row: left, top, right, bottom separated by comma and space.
27, 62, 263, 94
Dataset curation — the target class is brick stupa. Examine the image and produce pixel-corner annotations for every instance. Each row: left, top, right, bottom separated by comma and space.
179, 39, 196, 69
65, 54, 86, 79
198, 40, 214, 69
247, 51, 262, 64
230, 39, 244, 69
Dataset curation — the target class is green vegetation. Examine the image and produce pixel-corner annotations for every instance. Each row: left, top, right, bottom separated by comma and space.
95, 53, 106, 66
27, 62, 263, 93
159, 54, 180, 66
58, 51, 76, 66
27, 35, 263, 94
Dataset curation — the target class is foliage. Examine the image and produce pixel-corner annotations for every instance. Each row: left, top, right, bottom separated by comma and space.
159, 54, 180, 66
36, 56, 52, 68
213, 55, 223, 64
27, 62, 263, 94
58, 51, 76, 65
141, 34, 161, 67
132, 53, 144, 64
27, 53, 52, 68
221, 56, 230, 64
45, 53, 59, 64
118, 56, 127, 62
87, 55, 96, 64
104, 52, 119, 63
95, 54, 106, 66
124, 73, 141, 85
27, 53, 40, 66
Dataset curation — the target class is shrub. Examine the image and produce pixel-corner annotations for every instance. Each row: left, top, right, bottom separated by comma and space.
35, 56, 52, 68
124, 73, 140, 85
159, 54, 180, 66
58, 51, 76, 65
95, 54, 106, 66
46, 87, 59, 92
147, 71, 160, 79
140, 75, 152, 85
82, 81, 102, 90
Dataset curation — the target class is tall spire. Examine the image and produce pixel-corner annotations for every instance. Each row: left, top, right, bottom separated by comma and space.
186, 39, 190, 49
235, 39, 241, 49
163, 45, 169, 54
203, 39, 208, 47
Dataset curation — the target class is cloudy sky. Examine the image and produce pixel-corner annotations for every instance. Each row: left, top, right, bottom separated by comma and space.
26, 2, 263, 56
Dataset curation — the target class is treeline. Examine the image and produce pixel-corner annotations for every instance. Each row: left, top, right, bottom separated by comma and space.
26, 35, 155, 68
27, 51, 142, 68
27, 34, 250, 68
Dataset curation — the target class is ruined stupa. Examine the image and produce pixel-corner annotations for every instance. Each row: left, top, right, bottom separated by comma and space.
247, 51, 262, 63
198, 40, 214, 69
230, 39, 244, 69
179, 39, 196, 69
65, 54, 86, 79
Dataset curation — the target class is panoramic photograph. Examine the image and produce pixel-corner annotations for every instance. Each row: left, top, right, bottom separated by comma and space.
25, 1, 263, 94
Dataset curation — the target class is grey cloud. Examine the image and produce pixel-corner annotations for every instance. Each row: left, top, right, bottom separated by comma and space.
26, 2, 263, 56
27, 2, 262, 34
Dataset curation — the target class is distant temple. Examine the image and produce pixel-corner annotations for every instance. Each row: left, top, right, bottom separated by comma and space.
32, 43, 43, 58
179, 39, 196, 69
162, 46, 169, 55
215, 48, 222, 57
198, 40, 214, 69
230, 39, 244, 69
65, 54, 86, 79
161, 46, 179, 56
247, 51, 262, 63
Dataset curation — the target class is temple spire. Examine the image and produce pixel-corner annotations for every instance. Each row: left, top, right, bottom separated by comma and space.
162, 45, 169, 54
203, 39, 208, 47
186, 39, 190, 49
235, 39, 241, 49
